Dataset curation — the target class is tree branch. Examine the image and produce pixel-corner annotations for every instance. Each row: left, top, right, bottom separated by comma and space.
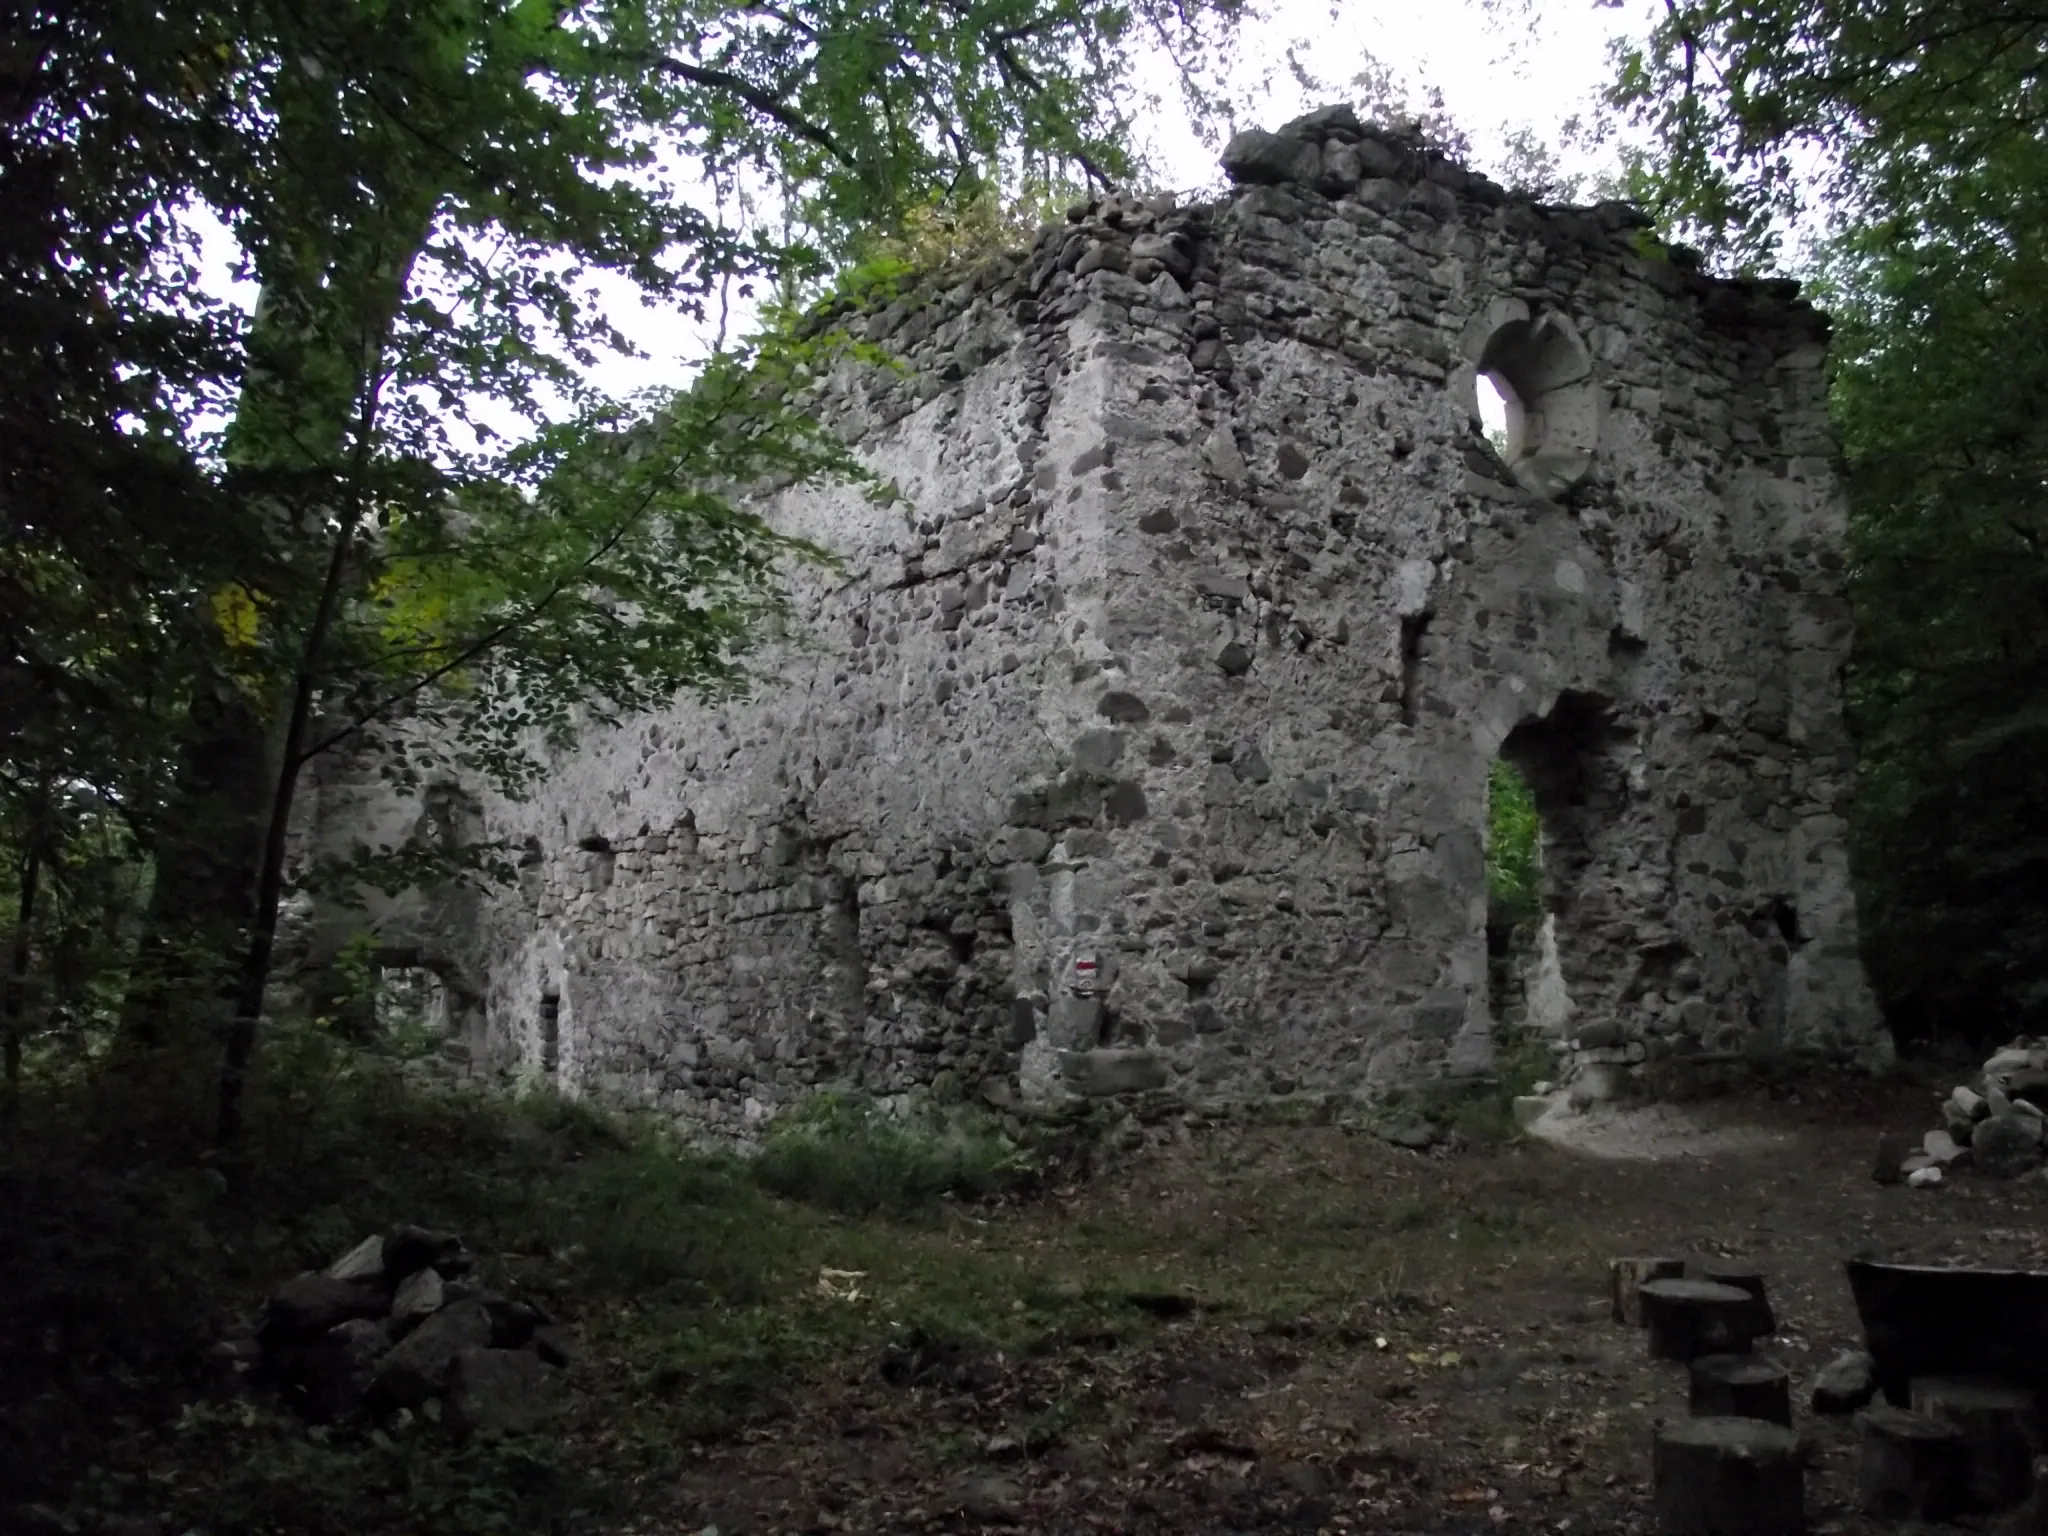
653, 57, 849, 166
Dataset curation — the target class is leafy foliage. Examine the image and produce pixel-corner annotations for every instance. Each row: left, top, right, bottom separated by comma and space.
1485, 758, 1543, 932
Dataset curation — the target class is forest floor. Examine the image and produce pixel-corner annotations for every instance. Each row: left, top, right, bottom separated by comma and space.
8, 1045, 2048, 1536
624, 1075, 2048, 1536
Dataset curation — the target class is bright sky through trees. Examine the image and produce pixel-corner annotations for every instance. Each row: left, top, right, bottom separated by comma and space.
191, 0, 1642, 424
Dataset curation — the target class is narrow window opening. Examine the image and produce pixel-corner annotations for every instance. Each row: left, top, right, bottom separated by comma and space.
1770, 897, 1803, 947
539, 989, 560, 1075
1398, 612, 1431, 726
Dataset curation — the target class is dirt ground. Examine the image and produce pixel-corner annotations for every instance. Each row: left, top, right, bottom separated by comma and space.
631, 1077, 2048, 1535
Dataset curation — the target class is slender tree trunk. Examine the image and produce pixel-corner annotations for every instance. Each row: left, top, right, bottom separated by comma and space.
119, 693, 270, 1050
214, 513, 363, 1149
4, 844, 41, 1106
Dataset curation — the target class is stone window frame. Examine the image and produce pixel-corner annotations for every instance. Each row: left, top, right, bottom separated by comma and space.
1455, 298, 1603, 499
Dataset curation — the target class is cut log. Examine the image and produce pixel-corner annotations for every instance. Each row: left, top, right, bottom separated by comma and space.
1612, 1256, 1685, 1325
1909, 1375, 2042, 1510
1652, 1415, 1805, 1535
1641, 1279, 1761, 1363
1699, 1265, 1777, 1337
1873, 1132, 1913, 1184
1857, 1403, 1964, 1520
1690, 1353, 1792, 1425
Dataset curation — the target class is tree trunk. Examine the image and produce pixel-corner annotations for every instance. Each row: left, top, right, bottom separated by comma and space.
215, 521, 360, 1151
204, 186, 442, 1153
1652, 1416, 1804, 1535
1690, 1353, 1792, 1425
1641, 1279, 1760, 1363
1698, 1265, 1777, 1337
119, 691, 271, 1050
1908, 1375, 2042, 1511
4, 844, 40, 1104
1858, 1403, 1964, 1520
1612, 1256, 1685, 1325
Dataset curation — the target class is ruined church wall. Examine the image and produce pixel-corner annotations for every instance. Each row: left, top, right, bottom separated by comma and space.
305, 111, 1882, 1131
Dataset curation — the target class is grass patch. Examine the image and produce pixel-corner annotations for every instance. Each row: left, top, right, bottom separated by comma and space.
750, 1088, 1039, 1216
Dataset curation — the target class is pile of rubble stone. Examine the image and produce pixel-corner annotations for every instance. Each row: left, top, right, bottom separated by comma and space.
1879, 1038, 2048, 1187
216, 1225, 572, 1433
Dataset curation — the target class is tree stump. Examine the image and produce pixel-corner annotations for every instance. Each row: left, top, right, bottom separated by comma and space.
1641, 1279, 1760, 1363
1612, 1256, 1685, 1325
1699, 1265, 1777, 1337
1858, 1403, 1964, 1520
1690, 1353, 1792, 1425
1652, 1415, 1805, 1535
1909, 1375, 2042, 1510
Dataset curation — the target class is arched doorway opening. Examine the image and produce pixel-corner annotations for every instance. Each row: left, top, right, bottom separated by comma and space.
1491, 691, 1632, 1050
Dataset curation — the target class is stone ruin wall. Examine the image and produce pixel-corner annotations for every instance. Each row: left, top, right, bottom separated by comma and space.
303, 107, 1886, 1133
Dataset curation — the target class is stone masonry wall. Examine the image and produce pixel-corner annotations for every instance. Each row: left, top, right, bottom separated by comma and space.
303, 106, 1885, 1133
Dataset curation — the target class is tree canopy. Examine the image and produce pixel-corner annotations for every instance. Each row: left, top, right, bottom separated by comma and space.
1, 0, 1245, 1123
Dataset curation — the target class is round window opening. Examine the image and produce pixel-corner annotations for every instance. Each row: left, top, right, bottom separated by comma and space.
1460, 301, 1601, 499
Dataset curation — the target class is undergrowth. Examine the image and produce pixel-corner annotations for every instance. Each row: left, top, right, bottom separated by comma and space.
0, 1024, 1051, 1535
751, 1088, 1039, 1215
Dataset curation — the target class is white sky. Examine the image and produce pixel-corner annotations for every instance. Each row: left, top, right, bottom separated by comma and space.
1133, 0, 1642, 192
587, 0, 1648, 399
198, 1, 1649, 419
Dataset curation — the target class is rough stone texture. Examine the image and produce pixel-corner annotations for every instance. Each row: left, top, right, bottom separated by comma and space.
1971, 1115, 2043, 1179
325, 1235, 386, 1283
1813, 1351, 1880, 1415
300, 107, 1884, 1132
308, 1316, 393, 1421
446, 1346, 562, 1435
369, 1298, 493, 1409
390, 1266, 445, 1331
261, 1275, 389, 1346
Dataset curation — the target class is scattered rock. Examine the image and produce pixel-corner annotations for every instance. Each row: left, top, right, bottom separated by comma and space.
948, 1475, 1025, 1524
308, 1316, 393, 1420
531, 1323, 579, 1368
1912, 1038, 2048, 1176
371, 1298, 494, 1409
1381, 1119, 1437, 1151
231, 1227, 575, 1434
261, 1274, 389, 1346
1908, 1165, 1944, 1188
1924, 1128, 1969, 1168
1971, 1115, 2043, 1179
325, 1234, 386, 1283
1812, 1350, 1879, 1414
446, 1346, 562, 1435
1999, 1067, 2048, 1108
391, 1266, 445, 1331
385, 1224, 469, 1278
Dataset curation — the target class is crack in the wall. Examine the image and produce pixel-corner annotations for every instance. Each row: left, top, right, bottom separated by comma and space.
1398, 611, 1431, 727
